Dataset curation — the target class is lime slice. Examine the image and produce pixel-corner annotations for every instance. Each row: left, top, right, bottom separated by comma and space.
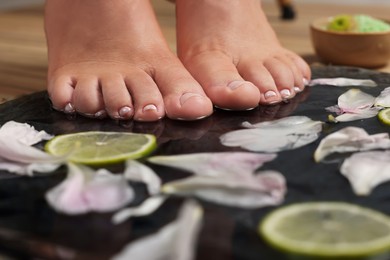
378, 108, 390, 126
259, 202, 390, 259
327, 15, 356, 32
45, 131, 157, 165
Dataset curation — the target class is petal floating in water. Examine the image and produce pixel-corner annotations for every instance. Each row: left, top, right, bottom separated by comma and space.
220, 116, 322, 152
309, 77, 377, 87
314, 127, 390, 162
46, 163, 134, 215
340, 151, 390, 196
112, 200, 203, 260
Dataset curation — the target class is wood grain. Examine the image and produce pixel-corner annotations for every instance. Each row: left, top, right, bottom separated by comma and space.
0, 1, 389, 103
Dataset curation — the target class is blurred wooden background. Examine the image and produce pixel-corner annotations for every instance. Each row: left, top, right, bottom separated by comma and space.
0, 0, 389, 103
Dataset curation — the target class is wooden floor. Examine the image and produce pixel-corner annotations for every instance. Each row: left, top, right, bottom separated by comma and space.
0, 1, 389, 103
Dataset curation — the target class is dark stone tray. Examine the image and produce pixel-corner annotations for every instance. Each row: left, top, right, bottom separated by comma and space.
0, 66, 389, 260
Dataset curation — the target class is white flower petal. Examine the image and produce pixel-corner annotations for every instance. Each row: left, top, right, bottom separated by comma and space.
124, 160, 161, 195
309, 77, 377, 87
220, 116, 322, 152
148, 152, 276, 177
112, 200, 202, 260
46, 163, 134, 215
0, 121, 52, 145
314, 127, 390, 162
340, 151, 390, 196
337, 89, 376, 111
374, 86, 390, 107
162, 171, 286, 209
325, 89, 380, 122
112, 196, 167, 225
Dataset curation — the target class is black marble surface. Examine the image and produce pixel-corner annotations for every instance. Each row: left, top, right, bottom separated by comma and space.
0, 66, 389, 260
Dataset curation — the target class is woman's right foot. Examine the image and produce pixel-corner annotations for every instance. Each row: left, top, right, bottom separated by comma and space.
45, 0, 213, 121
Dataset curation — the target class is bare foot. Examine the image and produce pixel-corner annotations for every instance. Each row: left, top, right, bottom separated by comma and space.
176, 0, 311, 110
45, 0, 213, 121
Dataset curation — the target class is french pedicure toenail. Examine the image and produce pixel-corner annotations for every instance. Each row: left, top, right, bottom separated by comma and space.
143, 104, 158, 112
119, 106, 132, 118
228, 80, 254, 90
294, 87, 302, 93
303, 78, 309, 86
94, 110, 107, 118
64, 103, 75, 114
180, 93, 204, 106
264, 90, 277, 100
280, 89, 291, 98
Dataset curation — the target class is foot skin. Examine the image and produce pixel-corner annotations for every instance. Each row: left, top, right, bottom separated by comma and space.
45, 0, 213, 121
176, 0, 311, 110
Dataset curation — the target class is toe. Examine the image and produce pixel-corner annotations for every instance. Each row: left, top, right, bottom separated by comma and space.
72, 76, 106, 118
182, 52, 260, 110
264, 57, 296, 100
48, 74, 75, 113
238, 60, 283, 105
100, 73, 134, 120
124, 71, 165, 122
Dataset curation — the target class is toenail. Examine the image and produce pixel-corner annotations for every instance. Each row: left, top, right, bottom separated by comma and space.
119, 106, 132, 118
280, 89, 291, 98
264, 90, 277, 99
143, 104, 158, 112
180, 93, 204, 106
294, 87, 301, 93
228, 80, 253, 90
94, 110, 106, 118
303, 78, 309, 86
64, 103, 75, 114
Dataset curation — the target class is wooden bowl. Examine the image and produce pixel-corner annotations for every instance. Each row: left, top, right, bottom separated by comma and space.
310, 17, 390, 68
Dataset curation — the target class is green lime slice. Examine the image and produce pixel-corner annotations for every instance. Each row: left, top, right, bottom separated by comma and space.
378, 108, 390, 126
327, 15, 355, 32
259, 202, 390, 259
45, 131, 157, 165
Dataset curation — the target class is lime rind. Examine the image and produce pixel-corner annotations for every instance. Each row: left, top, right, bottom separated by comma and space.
259, 202, 390, 259
378, 108, 390, 126
44, 131, 157, 165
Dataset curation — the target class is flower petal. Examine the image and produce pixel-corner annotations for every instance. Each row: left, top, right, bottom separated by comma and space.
0, 121, 52, 145
374, 86, 390, 107
314, 127, 390, 162
112, 200, 202, 260
162, 171, 286, 208
112, 196, 167, 225
220, 116, 322, 152
309, 77, 377, 87
124, 160, 161, 195
46, 163, 134, 215
148, 152, 277, 177
340, 151, 390, 195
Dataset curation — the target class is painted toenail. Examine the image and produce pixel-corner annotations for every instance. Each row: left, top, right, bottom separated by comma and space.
64, 103, 75, 114
294, 87, 301, 93
94, 110, 106, 118
119, 106, 132, 118
303, 78, 309, 86
264, 91, 277, 99
180, 93, 204, 106
228, 80, 253, 90
280, 89, 291, 98
143, 104, 157, 112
